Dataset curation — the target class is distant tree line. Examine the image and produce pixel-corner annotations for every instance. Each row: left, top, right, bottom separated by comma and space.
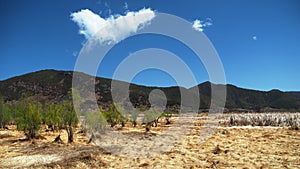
0, 90, 174, 143
0, 93, 78, 142
86, 103, 173, 133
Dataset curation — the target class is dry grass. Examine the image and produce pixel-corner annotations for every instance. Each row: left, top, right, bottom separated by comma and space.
220, 112, 300, 130
0, 113, 299, 168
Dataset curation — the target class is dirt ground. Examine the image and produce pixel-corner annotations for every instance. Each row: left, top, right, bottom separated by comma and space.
0, 116, 299, 169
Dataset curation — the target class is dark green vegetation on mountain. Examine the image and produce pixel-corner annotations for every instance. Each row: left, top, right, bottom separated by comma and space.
0, 69, 300, 112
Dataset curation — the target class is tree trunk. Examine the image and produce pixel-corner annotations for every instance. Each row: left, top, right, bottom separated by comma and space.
48, 124, 54, 132
27, 128, 36, 140
87, 133, 95, 144
133, 121, 137, 127
145, 122, 152, 132
53, 135, 63, 143
166, 118, 171, 125
67, 126, 74, 143
145, 126, 150, 132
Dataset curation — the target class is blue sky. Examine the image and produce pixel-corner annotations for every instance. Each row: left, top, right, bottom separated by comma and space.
0, 0, 299, 91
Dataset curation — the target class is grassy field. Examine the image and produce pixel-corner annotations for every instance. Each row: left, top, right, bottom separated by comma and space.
0, 113, 299, 168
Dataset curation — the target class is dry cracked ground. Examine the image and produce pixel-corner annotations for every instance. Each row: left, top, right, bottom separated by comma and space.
0, 115, 299, 168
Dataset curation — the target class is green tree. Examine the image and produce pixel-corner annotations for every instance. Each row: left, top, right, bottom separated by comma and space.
7, 104, 16, 124
143, 109, 161, 132
0, 96, 11, 128
128, 109, 139, 127
16, 98, 42, 139
114, 103, 127, 127
102, 103, 125, 128
44, 102, 63, 132
61, 101, 78, 143
86, 111, 106, 133
70, 87, 85, 116
161, 112, 172, 125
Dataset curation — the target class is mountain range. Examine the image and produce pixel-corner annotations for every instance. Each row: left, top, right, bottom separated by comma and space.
0, 69, 299, 112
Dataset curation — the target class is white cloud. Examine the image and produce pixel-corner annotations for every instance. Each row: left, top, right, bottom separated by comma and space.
252, 36, 257, 40
192, 20, 203, 32
71, 8, 155, 44
192, 18, 213, 32
71, 9, 107, 39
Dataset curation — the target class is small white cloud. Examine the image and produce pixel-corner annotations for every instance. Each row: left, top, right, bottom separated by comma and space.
252, 36, 257, 40
192, 19, 203, 32
71, 8, 155, 44
192, 18, 212, 32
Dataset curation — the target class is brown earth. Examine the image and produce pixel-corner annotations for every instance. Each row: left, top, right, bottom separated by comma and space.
0, 116, 299, 169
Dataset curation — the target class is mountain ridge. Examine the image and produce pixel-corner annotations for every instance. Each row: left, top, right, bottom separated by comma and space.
0, 69, 299, 112
1, 69, 297, 92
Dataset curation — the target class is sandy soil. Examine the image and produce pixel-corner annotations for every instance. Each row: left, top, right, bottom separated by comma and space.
0, 116, 299, 168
